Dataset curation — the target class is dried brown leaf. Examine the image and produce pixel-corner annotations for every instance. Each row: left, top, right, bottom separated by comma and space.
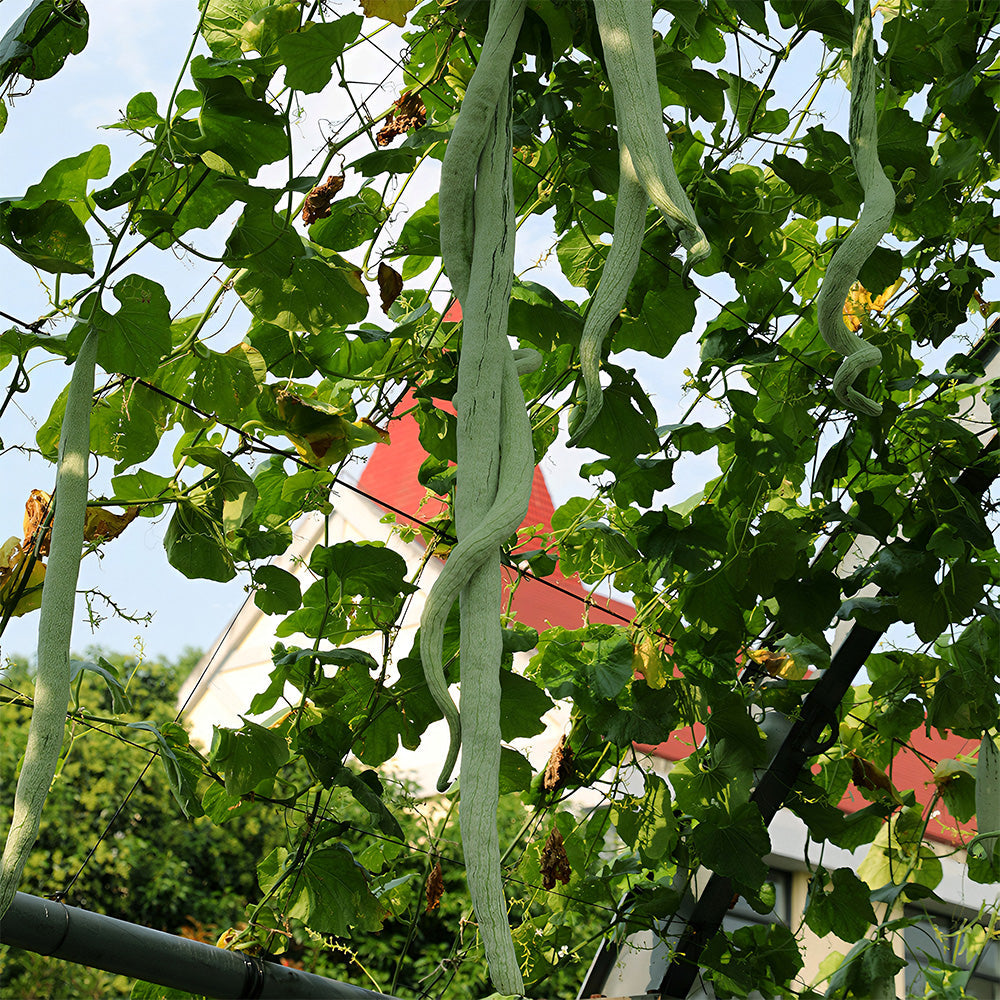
540, 828, 571, 890
301, 175, 345, 226
377, 261, 404, 315
84, 505, 140, 544
425, 861, 444, 912
543, 734, 575, 793
375, 90, 426, 146
23, 489, 52, 555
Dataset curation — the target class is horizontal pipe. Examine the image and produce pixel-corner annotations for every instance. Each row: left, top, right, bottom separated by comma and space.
1, 891, 401, 1000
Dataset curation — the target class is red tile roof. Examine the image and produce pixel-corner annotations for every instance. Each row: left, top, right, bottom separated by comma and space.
357, 393, 633, 633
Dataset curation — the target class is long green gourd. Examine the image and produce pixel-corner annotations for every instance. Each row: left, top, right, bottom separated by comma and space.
973, 729, 1000, 866
0, 329, 98, 917
568, 143, 648, 446
815, 0, 893, 416
570, 0, 710, 444
420, 347, 539, 794
455, 75, 526, 997
425, 0, 529, 992
592, 0, 709, 271
438, 0, 526, 307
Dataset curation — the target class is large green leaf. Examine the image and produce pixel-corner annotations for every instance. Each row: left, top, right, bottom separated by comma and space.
210, 718, 291, 796
0, 0, 88, 86
235, 256, 368, 333
277, 15, 363, 93
84, 274, 172, 376
163, 499, 236, 582
0, 199, 93, 274
258, 844, 383, 935
804, 867, 876, 942
16, 143, 110, 208
192, 342, 263, 423
691, 801, 770, 890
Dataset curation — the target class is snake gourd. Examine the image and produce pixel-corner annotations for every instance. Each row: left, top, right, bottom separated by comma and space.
974, 729, 1000, 867
815, 0, 894, 417
568, 143, 648, 446
570, 0, 709, 444
0, 330, 98, 917
424, 0, 530, 992
420, 347, 539, 794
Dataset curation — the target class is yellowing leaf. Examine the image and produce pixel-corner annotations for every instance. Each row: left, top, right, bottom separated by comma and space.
0, 535, 46, 618
84, 504, 140, 544
632, 635, 668, 689
359, 0, 417, 28
747, 647, 806, 680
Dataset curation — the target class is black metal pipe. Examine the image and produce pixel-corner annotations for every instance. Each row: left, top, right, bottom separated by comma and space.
0, 891, 402, 1000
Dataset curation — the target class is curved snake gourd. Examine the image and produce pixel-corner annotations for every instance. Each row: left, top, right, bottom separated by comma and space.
570, 0, 710, 444
420, 347, 539, 794
568, 144, 648, 446
0, 330, 98, 918
815, 0, 894, 417
424, 0, 530, 992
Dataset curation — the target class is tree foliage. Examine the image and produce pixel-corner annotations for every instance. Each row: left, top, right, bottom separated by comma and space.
1, 0, 999, 996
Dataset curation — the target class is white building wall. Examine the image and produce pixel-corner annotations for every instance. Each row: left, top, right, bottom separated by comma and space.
176, 488, 573, 792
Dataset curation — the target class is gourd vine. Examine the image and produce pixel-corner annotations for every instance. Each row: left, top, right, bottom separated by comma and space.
815, 0, 894, 416
422, 0, 713, 990
0, 328, 97, 918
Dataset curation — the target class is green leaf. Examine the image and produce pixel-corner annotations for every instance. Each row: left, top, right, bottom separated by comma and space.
0, 0, 88, 85
277, 15, 362, 93
0, 199, 93, 274
104, 91, 163, 132
616, 279, 698, 359
16, 144, 110, 208
235, 256, 368, 333
187, 72, 289, 177
258, 844, 383, 934
329, 766, 404, 839
390, 193, 440, 259
85, 274, 172, 377
192, 342, 262, 422
223, 205, 302, 275
804, 867, 876, 941
499, 747, 533, 794
308, 188, 387, 252
499, 671, 554, 741
719, 70, 789, 135
210, 718, 290, 796
182, 445, 259, 532
130, 980, 193, 1000
127, 721, 205, 819
691, 801, 770, 890
610, 772, 677, 865
253, 564, 301, 615
163, 499, 236, 582
200, 0, 272, 59
69, 657, 131, 714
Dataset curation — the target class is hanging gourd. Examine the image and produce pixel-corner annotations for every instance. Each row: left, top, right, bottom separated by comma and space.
0, 330, 98, 917
570, 0, 710, 443
815, 0, 894, 416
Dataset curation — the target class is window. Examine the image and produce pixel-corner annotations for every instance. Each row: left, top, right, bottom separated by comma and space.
904, 911, 1000, 998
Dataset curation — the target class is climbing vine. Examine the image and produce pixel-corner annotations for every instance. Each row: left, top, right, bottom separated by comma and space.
1, 1, 1000, 997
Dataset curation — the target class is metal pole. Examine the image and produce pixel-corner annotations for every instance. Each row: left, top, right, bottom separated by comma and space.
1, 891, 404, 1000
